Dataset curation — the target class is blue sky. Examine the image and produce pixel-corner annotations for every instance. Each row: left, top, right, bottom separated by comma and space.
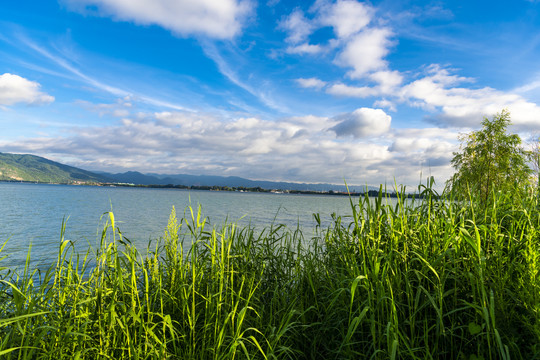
1, 0, 540, 188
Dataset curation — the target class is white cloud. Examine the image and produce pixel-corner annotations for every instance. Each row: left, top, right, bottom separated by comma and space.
286, 43, 323, 55
279, 8, 314, 44
369, 70, 403, 93
386, 128, 458, 182
322, 61, 540, 133
513, 75, 540, 94
330, 107, 391, 138
401, 66, 540, 129
0, 73, 54, 106
336, 27, 394, 79
326, 70, 402, 98
77, 96, 133, 117
277, 0, 406, 118
296, 77, 327, 89
61, 0, 252, 39
279, 0, 400, 110
373, 99, 396, 112
318, 0, 374, 38
327, 83, 377, 98
389, 128, 456, 153
278, 7, 326, 56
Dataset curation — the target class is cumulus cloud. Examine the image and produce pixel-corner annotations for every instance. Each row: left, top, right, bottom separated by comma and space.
317, 1, 398, 84
330, 108, 391, 138
318, 0, 373, 38
278, 0, 399, 99
278, 8, 325, 55
276, 2, 540, 139
0, 73, 54, 106
276, 0, 409, 123
401, 65, 540, 129
296, 77, 327, 89
386, 127, 458, 182
373, 99, 396, 112
336, 27, 394, 79
369, 70, 403, 93
323, 61, 540, 132
389, 128, 456, 154
61, 0, 252, 39
279, 8, 314, 44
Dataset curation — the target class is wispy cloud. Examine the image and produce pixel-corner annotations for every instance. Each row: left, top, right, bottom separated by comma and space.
19, 35, 129, 97
200, 40, 289, 113
15, 33, 195, 112
513, 76, 540, 94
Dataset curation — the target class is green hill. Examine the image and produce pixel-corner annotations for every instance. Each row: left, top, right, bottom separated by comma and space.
0, 152, 110, 184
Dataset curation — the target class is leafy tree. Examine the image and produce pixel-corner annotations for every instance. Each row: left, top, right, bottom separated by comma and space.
448, 110, 531, 202
528, 133, 540, 192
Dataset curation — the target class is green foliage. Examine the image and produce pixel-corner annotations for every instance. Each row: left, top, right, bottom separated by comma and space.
0, 186, 539, 359
448, 110, 531, 202
528, 133, 540, 192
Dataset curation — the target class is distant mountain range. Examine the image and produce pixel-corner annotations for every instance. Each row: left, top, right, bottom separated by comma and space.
0, 152, 110, 184
0, 152, 375, 192
96, 171, 373, 192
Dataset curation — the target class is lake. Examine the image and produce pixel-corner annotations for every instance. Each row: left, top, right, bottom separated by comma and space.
0, 182, 362, 268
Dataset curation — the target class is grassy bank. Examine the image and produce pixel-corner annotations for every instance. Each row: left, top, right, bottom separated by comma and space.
0, 184, 539, 359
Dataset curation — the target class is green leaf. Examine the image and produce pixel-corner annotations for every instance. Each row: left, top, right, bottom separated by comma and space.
468, 322, 483, 335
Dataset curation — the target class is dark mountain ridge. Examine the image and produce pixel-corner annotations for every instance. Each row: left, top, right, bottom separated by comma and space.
100, 171, 373, 192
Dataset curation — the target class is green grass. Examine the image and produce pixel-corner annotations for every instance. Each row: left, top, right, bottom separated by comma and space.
0, 182, 539, 359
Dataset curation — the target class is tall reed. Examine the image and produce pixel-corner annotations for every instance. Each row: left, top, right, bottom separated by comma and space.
0, 182, 539, 359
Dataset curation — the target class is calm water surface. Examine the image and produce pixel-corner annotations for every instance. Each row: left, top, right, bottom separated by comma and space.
0, 183, 360, 268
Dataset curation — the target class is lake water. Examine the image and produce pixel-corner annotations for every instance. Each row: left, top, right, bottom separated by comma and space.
0, 182, 360, 269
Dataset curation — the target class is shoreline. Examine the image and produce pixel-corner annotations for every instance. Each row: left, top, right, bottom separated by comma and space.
0, 179, 428, 198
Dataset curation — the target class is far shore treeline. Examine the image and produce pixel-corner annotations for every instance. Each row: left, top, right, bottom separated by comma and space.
0, 179, 428, 199
98, 183, 426, 198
